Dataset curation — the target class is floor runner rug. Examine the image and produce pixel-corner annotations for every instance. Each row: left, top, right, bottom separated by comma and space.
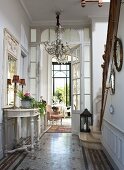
46, 125, 72, 133
0, 137, 30, 170
82, 146, 114, 170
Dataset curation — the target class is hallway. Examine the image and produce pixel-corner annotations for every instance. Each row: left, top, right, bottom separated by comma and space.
16, 133, 85, 170
0, 131, 114, 170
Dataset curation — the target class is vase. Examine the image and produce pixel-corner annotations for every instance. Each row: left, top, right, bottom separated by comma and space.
21, 100, 32, 108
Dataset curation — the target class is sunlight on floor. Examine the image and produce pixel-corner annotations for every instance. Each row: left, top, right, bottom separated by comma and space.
47, 117, 71, 126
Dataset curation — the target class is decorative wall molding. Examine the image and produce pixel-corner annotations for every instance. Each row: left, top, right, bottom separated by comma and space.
4, 29, 19, 58
102, 119, 124, 170
2, 28, 20, 106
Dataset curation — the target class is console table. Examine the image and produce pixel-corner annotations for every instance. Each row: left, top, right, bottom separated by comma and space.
3, 108, 40, 154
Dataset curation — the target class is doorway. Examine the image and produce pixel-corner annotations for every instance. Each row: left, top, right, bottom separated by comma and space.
52, 62, 71, 126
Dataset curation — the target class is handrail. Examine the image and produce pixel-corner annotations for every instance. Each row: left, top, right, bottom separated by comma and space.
100, 0, 121, 130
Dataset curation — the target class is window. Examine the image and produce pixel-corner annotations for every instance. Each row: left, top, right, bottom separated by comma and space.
52, 63, 71, 106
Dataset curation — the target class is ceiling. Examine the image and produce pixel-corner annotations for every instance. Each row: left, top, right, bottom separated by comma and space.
19, 0, 110, 27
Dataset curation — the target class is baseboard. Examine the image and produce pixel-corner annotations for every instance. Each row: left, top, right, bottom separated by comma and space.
102, 145, 119, 170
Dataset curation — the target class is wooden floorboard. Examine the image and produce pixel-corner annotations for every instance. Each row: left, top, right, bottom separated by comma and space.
82, 146, 114, 170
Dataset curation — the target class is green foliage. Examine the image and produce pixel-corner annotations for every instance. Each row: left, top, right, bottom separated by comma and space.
17, 90, 33, 101
37, 101, 46, 116
31, 99, 46, 116
17, 90, 46, 116
54, 84, 70, 106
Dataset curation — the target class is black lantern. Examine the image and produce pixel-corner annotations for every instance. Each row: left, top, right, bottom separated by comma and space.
80, 108, 93, 132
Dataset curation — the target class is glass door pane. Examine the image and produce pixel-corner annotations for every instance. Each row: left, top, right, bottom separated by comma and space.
52, 63, 71, 106
72, 45, 81, 112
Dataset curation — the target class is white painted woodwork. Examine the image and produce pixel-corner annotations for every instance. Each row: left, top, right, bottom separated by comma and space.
102, 119, 124, 170
3, 108, 40, 154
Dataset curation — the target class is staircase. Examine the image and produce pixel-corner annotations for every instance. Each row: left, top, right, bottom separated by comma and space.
79, 126, 102, 149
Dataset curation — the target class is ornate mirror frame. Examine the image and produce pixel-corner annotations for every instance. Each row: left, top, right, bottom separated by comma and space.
113, 37, 123, 72
3, 29, 19, 106
110, 68, 115, 95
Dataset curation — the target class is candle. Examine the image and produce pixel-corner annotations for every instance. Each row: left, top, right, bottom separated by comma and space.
84, 123, 86, 130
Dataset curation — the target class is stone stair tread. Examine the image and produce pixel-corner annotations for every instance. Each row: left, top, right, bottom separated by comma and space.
79, 132, 101, 144
89, 126, 101, 134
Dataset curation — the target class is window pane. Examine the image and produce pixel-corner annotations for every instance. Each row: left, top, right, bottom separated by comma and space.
54, 71, 66, 77
84, 62, 90, 77
77, 49, 80, 60
77, 95, 80, 110
77, 79, 80, 94
54, 65, 60, 70
73, 95, 76, 110
52, 63, 71, 106
73, 80, 77, 94
77, 63, 80, 78
73, 64, 77, 79
66, 71, 69, 77
60, 65, 67, 70
66, 65, 69, 70
31, 47, 36, 62
30, 63, 36, 77
31, 29, 36, 42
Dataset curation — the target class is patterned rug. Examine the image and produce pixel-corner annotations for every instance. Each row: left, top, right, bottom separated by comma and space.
82, 146, 114, 170
0, 137, 30, 170
46, 125, 72, 133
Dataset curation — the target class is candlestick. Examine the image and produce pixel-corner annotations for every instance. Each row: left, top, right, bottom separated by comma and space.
12, 75, 19, 108
19, 79, 26, 93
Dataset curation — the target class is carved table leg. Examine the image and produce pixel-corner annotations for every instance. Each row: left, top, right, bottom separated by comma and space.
30, 116, 34, 153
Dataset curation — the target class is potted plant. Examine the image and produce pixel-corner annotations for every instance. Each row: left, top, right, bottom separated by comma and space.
17, 91, 47, 116
17, 91, 33, 108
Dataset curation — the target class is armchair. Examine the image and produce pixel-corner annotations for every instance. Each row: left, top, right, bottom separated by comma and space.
46, 105, 63, 125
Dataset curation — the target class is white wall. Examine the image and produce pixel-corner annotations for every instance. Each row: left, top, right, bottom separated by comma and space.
92, 18, 108, 103
39, 48, 49, 103
91, 18, 108, 128
102, 5, 124, 170
0, 0, 30, 159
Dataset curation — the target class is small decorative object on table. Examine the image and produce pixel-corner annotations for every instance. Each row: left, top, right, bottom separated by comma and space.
18, 91, 33, 108
21, 100, 32, 108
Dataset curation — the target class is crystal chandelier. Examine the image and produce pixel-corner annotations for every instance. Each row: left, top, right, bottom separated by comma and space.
43, 12, 71, 64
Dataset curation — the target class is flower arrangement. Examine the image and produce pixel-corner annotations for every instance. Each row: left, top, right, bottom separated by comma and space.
17, 91, 33, 101
17, 90, 47, 115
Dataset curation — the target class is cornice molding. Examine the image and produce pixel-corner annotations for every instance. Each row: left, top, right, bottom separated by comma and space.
19, 0, 32, 22
30, 19, 91, 27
